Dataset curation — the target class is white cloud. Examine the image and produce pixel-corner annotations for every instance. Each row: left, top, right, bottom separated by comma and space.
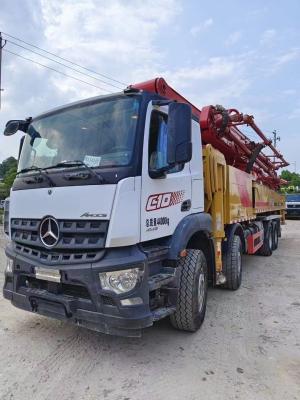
0, 0, 299, 168
260, 29, 276, 45
190, 18, 213, 36
288, 107, 300, 120
283, 89, 296, 96
167, 57, 237, 82
161, 53, 252, 107
263, 48, 300, 74
0, 0, 181, 161
276, 48, 300, 66
35, 0, 182, 100
225, 31, 242, 46
249, 7, 268, 17
41, 0, 180, 81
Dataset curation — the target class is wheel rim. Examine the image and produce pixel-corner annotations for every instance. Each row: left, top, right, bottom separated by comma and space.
198, 270, 206, 312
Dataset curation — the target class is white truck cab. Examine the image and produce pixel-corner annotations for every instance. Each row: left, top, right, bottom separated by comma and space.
3, 88, 212, 337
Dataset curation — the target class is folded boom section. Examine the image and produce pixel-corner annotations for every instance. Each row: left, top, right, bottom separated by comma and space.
130, 77, 289, 190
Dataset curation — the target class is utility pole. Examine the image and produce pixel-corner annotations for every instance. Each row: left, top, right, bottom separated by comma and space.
272, 130, 281, 165
0, 32, 7, 110
272, 130, 280, 148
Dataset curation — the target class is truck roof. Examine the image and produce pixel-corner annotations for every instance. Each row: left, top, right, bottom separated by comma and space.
32, 92, 123, 121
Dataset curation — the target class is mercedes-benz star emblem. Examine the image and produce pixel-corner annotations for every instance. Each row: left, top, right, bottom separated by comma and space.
39, 217, 59, 248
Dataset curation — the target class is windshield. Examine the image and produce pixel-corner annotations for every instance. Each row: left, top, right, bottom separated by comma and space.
18, 96, 140, 171
286, 194, 300, 202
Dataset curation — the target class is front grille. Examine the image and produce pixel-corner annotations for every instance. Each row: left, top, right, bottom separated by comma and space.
287, 204, 300, 209
11, 219, 108, 249
11, 218, 108, 264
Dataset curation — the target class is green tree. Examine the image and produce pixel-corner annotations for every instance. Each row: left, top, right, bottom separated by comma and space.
0, 157, 18, 199
0, 183, 9, 199
0, 157, 17, 179
3, 166, 17, 189
281, 170, 293, 182
280, 169, 300, 192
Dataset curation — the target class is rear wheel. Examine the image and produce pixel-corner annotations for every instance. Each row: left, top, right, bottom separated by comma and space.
222, 235, 242, 290
170, 249, 208, 332
272, 222, 279, 250
258, 222, 273, 256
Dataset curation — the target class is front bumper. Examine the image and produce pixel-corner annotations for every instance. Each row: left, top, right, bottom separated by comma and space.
286, 208, 300, 218
3, 243, 153, 337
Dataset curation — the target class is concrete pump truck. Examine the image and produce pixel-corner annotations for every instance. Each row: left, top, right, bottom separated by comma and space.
2, 77, 288, 337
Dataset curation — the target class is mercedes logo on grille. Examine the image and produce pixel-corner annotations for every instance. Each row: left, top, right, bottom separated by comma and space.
39, 217, 59, 248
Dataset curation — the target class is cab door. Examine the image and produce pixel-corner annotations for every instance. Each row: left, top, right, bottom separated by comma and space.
140, 103, 192, 242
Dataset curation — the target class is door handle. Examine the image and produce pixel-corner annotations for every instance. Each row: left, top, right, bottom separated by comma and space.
181, 199, 191, 212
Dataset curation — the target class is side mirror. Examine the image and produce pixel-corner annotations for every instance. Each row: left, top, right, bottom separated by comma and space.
4, 120, 29, 136
4, 120, 20, 136
167, 103, 192, 165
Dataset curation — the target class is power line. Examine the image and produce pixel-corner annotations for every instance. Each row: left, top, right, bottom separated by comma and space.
0, 32, 7, 109
1, 31, 127, 86
5, 38, 123, 90
3, 48, 112, 93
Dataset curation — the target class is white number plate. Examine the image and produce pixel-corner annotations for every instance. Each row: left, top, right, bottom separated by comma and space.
35, 267, 61, 283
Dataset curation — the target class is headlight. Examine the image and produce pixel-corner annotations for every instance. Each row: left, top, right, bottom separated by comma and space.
99, 266, 143, 294
5, 258, 14, 274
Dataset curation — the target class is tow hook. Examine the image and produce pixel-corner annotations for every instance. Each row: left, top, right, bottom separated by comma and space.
30, 298, 38, 312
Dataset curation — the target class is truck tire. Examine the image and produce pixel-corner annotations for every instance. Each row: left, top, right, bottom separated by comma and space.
258, 222, 273, 256
170, 249, 208, 332
222, 235, 242, 291
272, 222, 279, 250
278, 223, 282, 238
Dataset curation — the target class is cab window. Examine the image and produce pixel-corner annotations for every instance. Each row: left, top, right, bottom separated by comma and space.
148, 111, 183, 174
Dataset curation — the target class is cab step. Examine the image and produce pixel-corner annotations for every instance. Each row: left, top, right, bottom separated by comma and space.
148, 272, 176, 291
152, 306, 176, 321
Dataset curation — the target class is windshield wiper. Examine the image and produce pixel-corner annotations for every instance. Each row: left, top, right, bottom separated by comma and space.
17, 166, 56, 187
44, 160, 105, 183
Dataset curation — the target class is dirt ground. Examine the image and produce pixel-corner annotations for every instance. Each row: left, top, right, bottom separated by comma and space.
0, 221, 299, 400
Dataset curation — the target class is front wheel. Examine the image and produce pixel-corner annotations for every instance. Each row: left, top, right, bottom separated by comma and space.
170, 249, 208, 332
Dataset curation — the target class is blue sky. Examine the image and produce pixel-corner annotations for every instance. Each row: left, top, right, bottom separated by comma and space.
0, 0, 299, 172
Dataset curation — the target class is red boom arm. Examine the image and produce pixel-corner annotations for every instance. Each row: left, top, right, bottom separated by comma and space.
129, 77, 289, 190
